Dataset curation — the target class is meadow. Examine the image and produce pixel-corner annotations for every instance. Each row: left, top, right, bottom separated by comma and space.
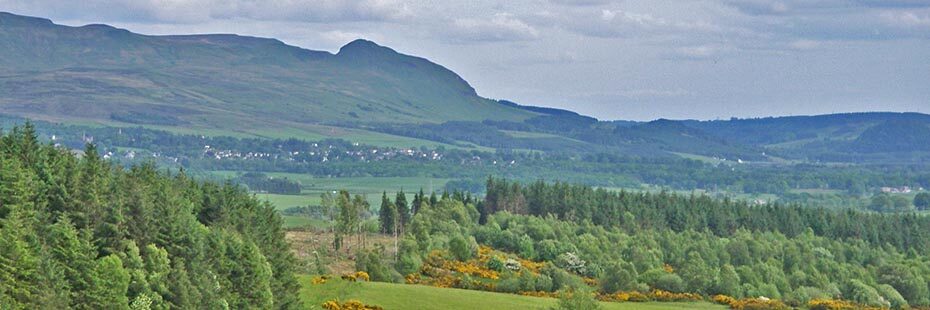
298, 276, 726, 310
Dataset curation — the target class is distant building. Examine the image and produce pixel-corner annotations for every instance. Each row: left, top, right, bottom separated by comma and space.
880, 186, 912, 194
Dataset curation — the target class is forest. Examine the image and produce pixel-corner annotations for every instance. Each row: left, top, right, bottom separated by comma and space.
291, 176, 930, 309
0, 125, 300, 309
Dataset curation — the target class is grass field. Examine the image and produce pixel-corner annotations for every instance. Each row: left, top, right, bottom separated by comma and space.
298, 276, 726, 310
221, 173, 451, 210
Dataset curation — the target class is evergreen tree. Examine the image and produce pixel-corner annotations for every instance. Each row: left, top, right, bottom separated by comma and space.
915, 193, 930, 211
379, 192, 397, 234
395, 190, 410, 231
89, 255, 131, 309
0, 210, 40, 309
46, 218, 97, 308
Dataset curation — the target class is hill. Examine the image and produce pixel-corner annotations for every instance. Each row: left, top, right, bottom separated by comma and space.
3, 12, 930, 162
0, 12, 536, 133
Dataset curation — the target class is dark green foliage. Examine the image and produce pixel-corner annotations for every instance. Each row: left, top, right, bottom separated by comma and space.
235, 172, 300, 194
356, 247, 394, 282
471, 179, 930, 306
449, 234, 476, 261
552, 288, 602, 310
0, 126, 300, 309
870, 193, 914, 212
485, 178, 930, 253
379, 192, 397, 234
599, 261, 638, 294
915, 193, 930, 210
88, 255, 130, 309
395, 191, 410, 230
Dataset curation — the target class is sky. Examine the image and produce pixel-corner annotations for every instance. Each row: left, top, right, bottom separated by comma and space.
2, 0, 929, 121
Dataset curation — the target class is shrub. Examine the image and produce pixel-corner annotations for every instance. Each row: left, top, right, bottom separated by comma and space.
450, 235, 476, 261
650, 289, 702, 302
847, 280, 890, 308
807, 299, 858, 310
487, 256, 505, 272
728, 297, 790, 310
712, 294, 738, 306
322, 299, 384, 310
498, 277, 522, 294
598, 291, 650, 302
556, 252, 587, 275
875, 284, 908, 309
552, 289, 602, 310
654, 274, 686, 293
536, 274, 554, 292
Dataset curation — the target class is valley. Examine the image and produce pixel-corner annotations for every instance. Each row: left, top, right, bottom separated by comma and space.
2, 9, 930, 310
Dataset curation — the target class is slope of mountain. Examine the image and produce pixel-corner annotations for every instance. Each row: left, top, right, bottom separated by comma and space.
0, 12, 536, 133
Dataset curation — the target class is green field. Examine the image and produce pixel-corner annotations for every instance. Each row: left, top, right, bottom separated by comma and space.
220, 173, 451, 210
299, 276, 726, 310
245, 175, 452, 228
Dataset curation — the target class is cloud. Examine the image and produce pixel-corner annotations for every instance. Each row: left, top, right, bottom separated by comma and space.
723, 0, 791, 15
548, 0, 617, 6
881, 9, 930, 28
788, 39, 822, 50
0, 0, 415, 24
671, 44, 736, 59
447, 13, 540, 43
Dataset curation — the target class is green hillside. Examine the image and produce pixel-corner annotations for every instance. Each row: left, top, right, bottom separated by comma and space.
0, 12, 536, 133
298, 277, 725, 310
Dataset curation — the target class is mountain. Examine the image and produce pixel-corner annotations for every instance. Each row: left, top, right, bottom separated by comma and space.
0, 12, 536, 134
3, 12, 930, 162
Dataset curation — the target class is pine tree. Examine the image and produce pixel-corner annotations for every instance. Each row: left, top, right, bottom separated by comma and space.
142, 244, 171, 310
379, 192, 397, 234
412, 189, 424, 215
395, 190, 409, 230
0, 210, 40, 309
76, 143, 107, 230
88, 255, 130, 309
429, 191, 438, 207
46, 218, 97, 308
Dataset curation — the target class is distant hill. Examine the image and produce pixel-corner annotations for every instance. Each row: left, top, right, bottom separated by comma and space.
2, 12, 929, 162
0, 12, 536, 132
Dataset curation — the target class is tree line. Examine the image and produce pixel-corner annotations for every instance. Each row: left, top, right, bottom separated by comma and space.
483, 178, 930, 253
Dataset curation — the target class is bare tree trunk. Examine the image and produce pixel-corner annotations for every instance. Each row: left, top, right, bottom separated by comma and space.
393, 217, 399, 262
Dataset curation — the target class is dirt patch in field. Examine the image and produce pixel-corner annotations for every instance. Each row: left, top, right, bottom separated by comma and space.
287, 229, 398, 276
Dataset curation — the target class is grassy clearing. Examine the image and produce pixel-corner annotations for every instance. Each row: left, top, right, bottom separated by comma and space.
239, 175, 451, 210
501, 130, 564, 139
282, 216, 332, 230
298, 276, 726, 310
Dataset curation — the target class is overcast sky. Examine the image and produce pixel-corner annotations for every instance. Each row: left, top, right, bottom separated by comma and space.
3, 0, 929, 120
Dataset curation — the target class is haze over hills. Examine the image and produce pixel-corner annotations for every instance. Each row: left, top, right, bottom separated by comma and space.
2, 11, 930, 163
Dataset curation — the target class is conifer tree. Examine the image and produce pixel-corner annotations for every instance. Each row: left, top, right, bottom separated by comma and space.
0, 210, 40, 309
379, 192, 397, 234
395, 190, 409, 232
88, 255, 131, 309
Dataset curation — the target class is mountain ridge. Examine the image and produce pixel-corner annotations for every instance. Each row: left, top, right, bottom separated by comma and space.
0, 11, 536, 132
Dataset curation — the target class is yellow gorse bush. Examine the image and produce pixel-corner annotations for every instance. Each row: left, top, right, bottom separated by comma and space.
321, 300, 383, 310
807, 299, 885, 310
712, 294, 738, 306
727, 297, 790, 310
311, 275, 330, 285
649, 289, 703, 302
354, 271, 370, 282
597, 291, 650, 302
